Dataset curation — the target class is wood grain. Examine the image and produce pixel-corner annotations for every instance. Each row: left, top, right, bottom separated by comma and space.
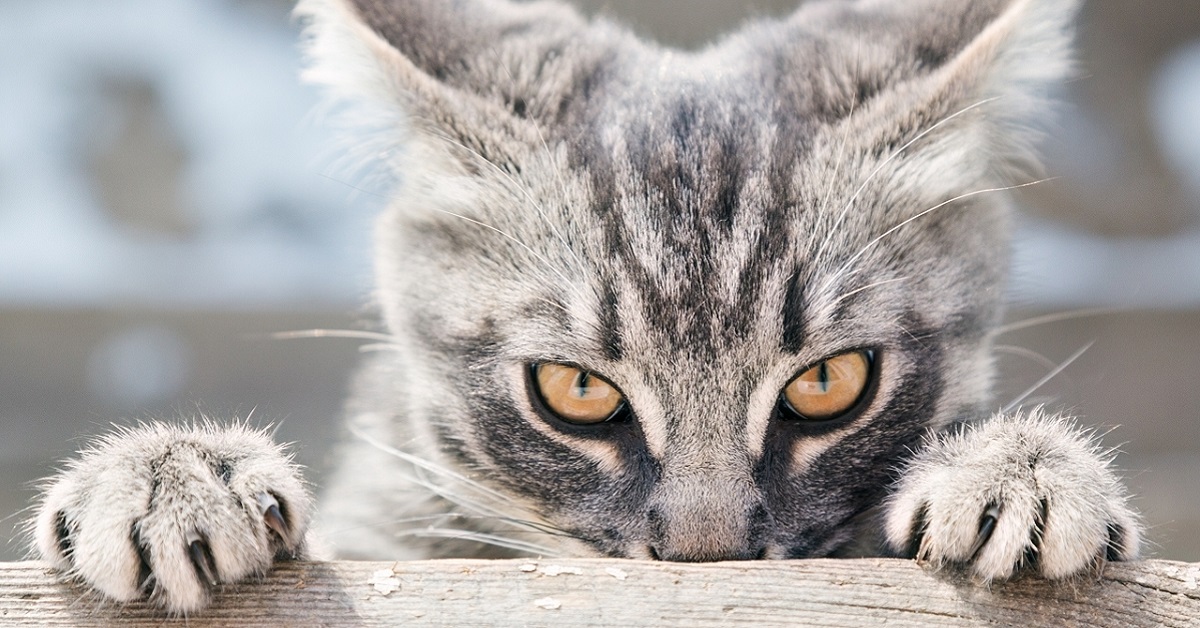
2, 558, 1198, 626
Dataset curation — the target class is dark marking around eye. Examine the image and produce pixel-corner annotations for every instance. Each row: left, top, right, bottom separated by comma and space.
781, 270, 807, 353
598, 281, 624, 361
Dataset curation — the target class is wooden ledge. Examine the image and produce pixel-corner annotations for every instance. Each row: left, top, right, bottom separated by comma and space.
2, 558, 1198, 626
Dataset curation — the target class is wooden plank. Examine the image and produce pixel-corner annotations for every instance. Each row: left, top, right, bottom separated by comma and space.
1, 558, 1197, 626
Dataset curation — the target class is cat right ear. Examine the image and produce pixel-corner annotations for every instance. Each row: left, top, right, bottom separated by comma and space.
296, 0, 614, 176
766, 0, 1081, 180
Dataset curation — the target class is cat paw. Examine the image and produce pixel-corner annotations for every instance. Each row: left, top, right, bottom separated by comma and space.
884, 408, 1140, 582
32, 422, 312, 613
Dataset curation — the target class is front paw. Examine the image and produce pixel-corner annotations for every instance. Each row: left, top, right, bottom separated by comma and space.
32, 422, 312, 613
884, 409, 1141, 581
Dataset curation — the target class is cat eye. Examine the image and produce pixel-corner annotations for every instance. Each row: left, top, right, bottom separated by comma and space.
532, 363, 625, 425
781, 350, 874, 421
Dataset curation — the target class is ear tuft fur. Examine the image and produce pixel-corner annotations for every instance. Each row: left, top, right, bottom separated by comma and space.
936, 0, 1082, 175
296, 0, 625, 183
296, 0, 423, 182
758, 0, 1082, 179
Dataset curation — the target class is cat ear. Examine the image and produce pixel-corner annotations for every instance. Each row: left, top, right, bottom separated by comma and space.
296, 0, 607, 174
772, 0, 1081, 177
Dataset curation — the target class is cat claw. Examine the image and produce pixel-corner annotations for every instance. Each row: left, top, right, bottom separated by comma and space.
187, 533, 219, 586
257, 492, 291, 547
967, 504, 1000, 561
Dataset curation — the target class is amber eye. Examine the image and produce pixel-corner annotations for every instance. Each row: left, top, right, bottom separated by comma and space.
781, 350, 874, 420
533, 363, 625, 425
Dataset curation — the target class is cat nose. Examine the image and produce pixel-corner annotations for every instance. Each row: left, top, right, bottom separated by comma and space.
645, 503, 772, 562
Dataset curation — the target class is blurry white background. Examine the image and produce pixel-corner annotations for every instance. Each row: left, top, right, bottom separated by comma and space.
1, 0, 1198, 561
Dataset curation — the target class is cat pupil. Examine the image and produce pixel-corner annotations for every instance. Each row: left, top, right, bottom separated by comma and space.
573, 372, 591, 399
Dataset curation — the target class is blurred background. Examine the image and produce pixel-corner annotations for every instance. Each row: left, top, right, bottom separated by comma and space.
1, 0, 1197, 562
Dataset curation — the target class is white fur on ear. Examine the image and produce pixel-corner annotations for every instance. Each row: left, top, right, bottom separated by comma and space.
295, 0, 451, 182
297, 0, 402, 111
938, 0, 1082, 173
297, 0, 572, 188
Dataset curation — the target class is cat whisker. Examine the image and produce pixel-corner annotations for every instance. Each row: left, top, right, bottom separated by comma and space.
488, 516, 578, 539
377, 493, 569, 546
349, 423, 562, 539
394, 527, 561, 556
406, 466, 572, 541
991, 307, 1128, 336
807, 52, 863, 259
830, 276, 908, 308
428, 207, 582, 297
488, 53, 590, 275
269, 328, 398, 343
357, 343, 403, 353
352, 430, 509, 510
401, 456, 515, 521
817, 97, 857, 221
1001, 341, 1093, 414
267, 329, 405, 353
327, 512, 481, 536
534, 296, 572, 316
811, 96, 1000, 271
818, 178, 1051, 301
888, 316, 926, 348
317, 171, 391, 201
994, 344, 1058, 372
330, 512, 573, 541
427, 128, 589, 278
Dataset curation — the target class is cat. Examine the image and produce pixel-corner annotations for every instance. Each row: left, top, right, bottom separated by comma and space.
30, 0, 1142, 614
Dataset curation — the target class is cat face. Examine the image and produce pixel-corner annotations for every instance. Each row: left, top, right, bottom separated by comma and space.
301, 0, 1078, 559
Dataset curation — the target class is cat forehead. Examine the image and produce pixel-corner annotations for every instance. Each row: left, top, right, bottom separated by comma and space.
322, 0, 1073, 361
395, 66, 994, 358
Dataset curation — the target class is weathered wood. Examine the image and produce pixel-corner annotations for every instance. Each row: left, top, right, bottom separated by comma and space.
1, 558, 1197, 626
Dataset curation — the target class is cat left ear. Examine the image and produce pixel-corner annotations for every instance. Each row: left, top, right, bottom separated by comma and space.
297, 0, 614, 173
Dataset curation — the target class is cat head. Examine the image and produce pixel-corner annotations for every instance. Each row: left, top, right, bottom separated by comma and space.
300, 0, 1078, 560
